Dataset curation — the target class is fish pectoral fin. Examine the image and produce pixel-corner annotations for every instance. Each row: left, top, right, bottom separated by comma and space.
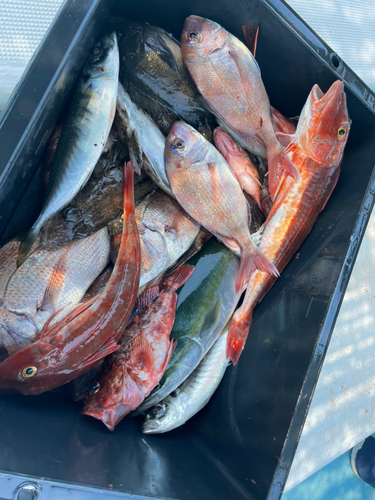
127, 332, 154, 374
74, 335, 120, 372
136, 285, 160, 313
242, 25, 259, 58
145, 34, 179, 73
275, 132, 294, 148
38, 251, 69, 315
200, 297, 222, 337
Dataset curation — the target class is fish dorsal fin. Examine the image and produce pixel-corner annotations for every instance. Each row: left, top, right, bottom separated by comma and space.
145, 33, 179, 73
136, 285, 159, 313
162, 264, 195, 291
276, 132, 294, 148
242, 25, 259, 58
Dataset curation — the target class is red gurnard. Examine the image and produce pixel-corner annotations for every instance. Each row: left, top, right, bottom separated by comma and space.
165, 121, 278, 294
180, 15, 300, 199
227, 81, 351, 364
0, 161, 140, 395
213, 127, 262, 210
82, 264, 195, 431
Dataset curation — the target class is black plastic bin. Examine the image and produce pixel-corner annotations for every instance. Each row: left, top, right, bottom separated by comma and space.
1, 1, 375, 499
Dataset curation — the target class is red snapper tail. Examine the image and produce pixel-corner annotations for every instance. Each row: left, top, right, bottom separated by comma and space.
236, 244, 278, 294
267, 140, 300, 199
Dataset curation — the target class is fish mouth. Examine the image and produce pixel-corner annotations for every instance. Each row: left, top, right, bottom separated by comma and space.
141, 419, 163, 434
82, 404, 116, 432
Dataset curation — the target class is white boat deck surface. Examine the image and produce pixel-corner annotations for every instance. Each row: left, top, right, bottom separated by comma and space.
1, 0, 375, 492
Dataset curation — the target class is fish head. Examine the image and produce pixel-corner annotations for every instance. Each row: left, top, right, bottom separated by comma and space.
165, 121, 209, 174
85, 31, 119, 80
141, 400, 172, 434
213, 127, 245, 161
181, 16, 227, 61
0, 341, 56, 395
296, 81, 350, 167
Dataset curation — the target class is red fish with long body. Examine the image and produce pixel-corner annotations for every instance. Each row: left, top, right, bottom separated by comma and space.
227, 81, 351, 364
0, 161, 140, 394
82, 264, 194, 431
180, 15, 300, 199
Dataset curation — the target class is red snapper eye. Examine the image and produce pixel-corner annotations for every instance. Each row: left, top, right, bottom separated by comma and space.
186, 31, 200, 44
171, 138, 185, 152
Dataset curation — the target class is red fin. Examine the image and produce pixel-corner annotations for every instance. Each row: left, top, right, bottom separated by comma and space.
236, 245, 279, 293
38, 251, 68, 314
78, 335, 120, 371
38, 294, 98, 340
242, 25, 259, 57
136, 285, 159, 312
163, 264, 195, 292
127, 332, 154, 373
276, 132, 294, 148
268, 142, 300, 199
226, 308, 254, 365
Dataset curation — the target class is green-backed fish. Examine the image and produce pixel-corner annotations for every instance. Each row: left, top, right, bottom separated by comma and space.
18, 32, 119, 266
142, 328, 229, 434
133, 238, 240, 414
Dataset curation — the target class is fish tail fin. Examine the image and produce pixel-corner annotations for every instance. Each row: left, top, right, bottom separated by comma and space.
236, 244, 278, 293
163, 264, 195, 292
267, 140, 300, 199
123, 161, 135, 217
226, 304, 254, 365
17, 223, 41, 267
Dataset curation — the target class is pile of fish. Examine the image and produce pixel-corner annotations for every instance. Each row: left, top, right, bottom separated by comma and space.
0, 15, 350, 433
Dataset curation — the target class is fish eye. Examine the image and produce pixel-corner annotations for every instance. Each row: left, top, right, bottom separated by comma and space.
22, 366, 37, 378
337, 126, 346, 138
171, 138, 185, 152
93, 46, 102, 57
89, 381, 100, 394
186, 31, 200, 44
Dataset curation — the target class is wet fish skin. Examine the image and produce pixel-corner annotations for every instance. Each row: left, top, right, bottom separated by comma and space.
271, 106, 297, 137
213, 127, 262, 210
0, 229, 110, 361
115, 83, 174, 196
82, 264, 194, 431
39, 164, 153, 249
133, 238, 241, 415
117, 21, 212, 136
227, 81, 351, 364
0, 162, 140, 395
18, 32, 119, 266
165, 121, 278, 294
142, 328, 229, 434
180, 16, 300, 199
